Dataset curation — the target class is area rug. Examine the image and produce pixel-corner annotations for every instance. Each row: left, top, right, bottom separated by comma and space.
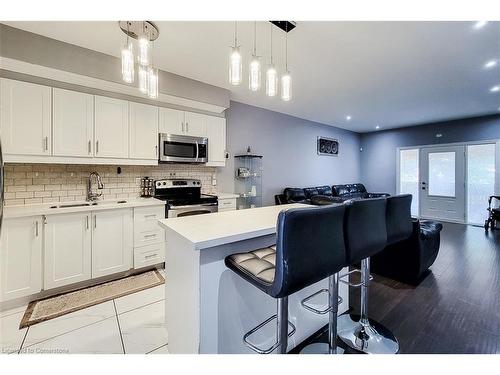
20, 269, 165, 329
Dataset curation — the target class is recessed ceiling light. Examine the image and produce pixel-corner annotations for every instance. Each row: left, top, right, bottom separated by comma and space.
490, 85, 500, 93
346, 115, 352, 121
484, 59, 498, 69
375, 125, 380, 130
473, 21, 489, 29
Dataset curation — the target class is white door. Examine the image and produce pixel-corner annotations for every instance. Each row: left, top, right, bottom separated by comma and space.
0, 78, 51, 156
53, 88, 94, 157
206, 116, 226, 166
184, 112, 207, 137
159, 107, 185, 135
94, 96, 129, 158
44, 212, 92, 289
92, 209, 133, 278
420, 145, 466, 222
0, 216, 43, 302
129, 102, 159, 160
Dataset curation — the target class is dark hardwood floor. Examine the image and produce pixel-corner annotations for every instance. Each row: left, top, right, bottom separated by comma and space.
298, 223, 500, 354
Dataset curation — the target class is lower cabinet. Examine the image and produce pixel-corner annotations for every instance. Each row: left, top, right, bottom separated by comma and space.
0, 216, 43, 302
92, 208, 134, 278
44, 212, 92, 289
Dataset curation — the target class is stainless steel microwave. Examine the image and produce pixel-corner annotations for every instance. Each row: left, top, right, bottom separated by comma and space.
158, 133, 208, 164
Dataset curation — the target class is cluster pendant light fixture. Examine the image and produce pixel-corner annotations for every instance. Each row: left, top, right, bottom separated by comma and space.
229, 21, 295, 101
119, 21, 159, 98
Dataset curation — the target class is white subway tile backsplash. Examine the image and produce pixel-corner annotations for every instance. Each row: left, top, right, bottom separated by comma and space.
4, 163, 217, 206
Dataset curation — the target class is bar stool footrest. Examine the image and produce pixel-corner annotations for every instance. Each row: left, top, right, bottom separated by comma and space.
301, 288, 343, 315
243, 314, 296, 354
339, 269, 374, 287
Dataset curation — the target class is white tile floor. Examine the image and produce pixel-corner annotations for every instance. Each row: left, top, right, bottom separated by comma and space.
0, 270, 168, 354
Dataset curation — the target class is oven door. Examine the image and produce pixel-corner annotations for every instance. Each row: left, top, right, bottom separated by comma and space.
167, 203, 218, 218
159, 133, 208, 164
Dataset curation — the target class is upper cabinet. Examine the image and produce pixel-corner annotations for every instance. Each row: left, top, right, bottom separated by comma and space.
129, 102, 159, 160
159, 107, 185, 135
206, 116, 226, 167
94, 96, 129, 158
184, 112, 207, 137
53, 88, 94, 157
0, 78, 51, 156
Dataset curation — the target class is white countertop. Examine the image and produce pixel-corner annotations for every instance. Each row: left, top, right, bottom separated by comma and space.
158, 203, 307, 250
215, 192, 239, 200
4, 197, 165, 218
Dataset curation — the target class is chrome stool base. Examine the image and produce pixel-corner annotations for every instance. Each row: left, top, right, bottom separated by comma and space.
300, 342, 344, 354
337, 313, 399, 354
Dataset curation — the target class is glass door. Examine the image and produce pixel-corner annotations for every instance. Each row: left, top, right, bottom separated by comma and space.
420, 146, 466, 222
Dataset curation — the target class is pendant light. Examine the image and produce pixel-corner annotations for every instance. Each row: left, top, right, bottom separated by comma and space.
121, 22, 134, 83
138, 22, 150, 66
229, 22, 242, 85
148, 41, 159, 98
266, 24, 278, 97
138, 65, 149, 94
249, 22, 261, 91
281, 23, 292, 101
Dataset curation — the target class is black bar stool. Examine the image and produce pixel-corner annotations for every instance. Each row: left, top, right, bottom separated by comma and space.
225, 205, 347, 354
337, 197, 400, 354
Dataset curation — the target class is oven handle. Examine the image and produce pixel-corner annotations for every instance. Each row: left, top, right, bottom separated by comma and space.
170, 203, 218, 209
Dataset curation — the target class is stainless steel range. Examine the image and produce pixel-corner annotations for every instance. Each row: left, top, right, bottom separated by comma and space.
154, 179, 218, 218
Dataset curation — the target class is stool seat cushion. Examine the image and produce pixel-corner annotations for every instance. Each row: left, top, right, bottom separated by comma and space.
226, 247, 277, 288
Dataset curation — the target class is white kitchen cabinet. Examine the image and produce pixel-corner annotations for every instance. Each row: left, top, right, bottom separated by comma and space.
129, 102, 159, 160
206, 116, 226, 167
0, 216, 43, 302
184, 111, 207, 137
133, 206, 166, 268
92, 208, 134, 278
53, 88, 94, 157
0, 78, 51, 156
94, 96, 129, 158
44, 212, 92, 289
159, 107, 185, 135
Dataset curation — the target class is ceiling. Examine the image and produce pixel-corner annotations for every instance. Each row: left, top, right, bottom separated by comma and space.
3, 21, 500, 133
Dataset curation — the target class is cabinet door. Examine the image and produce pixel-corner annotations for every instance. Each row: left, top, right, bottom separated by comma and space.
184, 112, 207, 137
44, 212, 92, 289
94, 96, 129, 158
159, 107, 184, 135
0, 78, 51, 156
0, 216, 42, 302
92, 209, 133, 278
53, 88, 94, 157
129, 102, 159, 160
206, 116, 226, 166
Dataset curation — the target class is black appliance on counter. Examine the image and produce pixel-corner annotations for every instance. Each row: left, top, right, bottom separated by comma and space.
154, 178, 218, 218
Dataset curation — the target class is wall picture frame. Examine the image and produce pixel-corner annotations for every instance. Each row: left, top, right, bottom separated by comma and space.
317, 136, 339, 156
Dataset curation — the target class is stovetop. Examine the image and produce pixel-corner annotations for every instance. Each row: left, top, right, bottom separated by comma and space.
153, 178, 217, 207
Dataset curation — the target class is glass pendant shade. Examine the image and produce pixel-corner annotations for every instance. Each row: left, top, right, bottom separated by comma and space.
249, 56, 261, 91
138, 65, 149, 94
281, 72, 292, 101
148, 67, 159, 99
121, 42, 134, 83
138, 35, 150, 66
229, 46, 242, 85
266, 65, 278, 97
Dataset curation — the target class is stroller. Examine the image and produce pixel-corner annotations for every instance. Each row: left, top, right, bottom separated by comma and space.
484, 195, 500, 231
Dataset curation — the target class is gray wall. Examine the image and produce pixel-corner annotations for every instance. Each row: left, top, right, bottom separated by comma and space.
0, 24, 230, 109
360, 114, 500, 194
218, 101, 362, 206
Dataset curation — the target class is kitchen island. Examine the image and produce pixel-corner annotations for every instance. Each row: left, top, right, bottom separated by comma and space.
158, 204, 349, 354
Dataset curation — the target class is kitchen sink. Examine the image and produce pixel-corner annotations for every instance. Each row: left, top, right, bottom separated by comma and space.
49, 200, 127, 209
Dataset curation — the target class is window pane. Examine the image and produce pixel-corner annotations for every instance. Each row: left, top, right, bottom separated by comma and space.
428, 152, 455, 197
399, 149, 419, 216
467, 144, 496, 225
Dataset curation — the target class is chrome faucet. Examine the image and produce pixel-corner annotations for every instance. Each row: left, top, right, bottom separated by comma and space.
87, 172, 104, 201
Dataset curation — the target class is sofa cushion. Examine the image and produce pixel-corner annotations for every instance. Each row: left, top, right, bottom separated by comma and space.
316, 185, 333, 196
304, 187, 320, 199
332, 184, 350, 197
284, 188, 307, 202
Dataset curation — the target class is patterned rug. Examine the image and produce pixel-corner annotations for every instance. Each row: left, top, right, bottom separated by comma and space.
20, 270, 164, 329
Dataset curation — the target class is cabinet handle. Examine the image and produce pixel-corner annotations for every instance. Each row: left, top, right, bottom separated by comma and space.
181, 122, 185, 132
144, 253, 158, 259
155, 145, 158, 157
88, 140, 92, 154
35, 221, 39, 237
145, 214, 157, 218
94, 215, 97, 229
144, 233, 157, 238
186, 122, 189, 133
86, 215, 89, 230
96, 140, 99, 154
43, 136, 48, 151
